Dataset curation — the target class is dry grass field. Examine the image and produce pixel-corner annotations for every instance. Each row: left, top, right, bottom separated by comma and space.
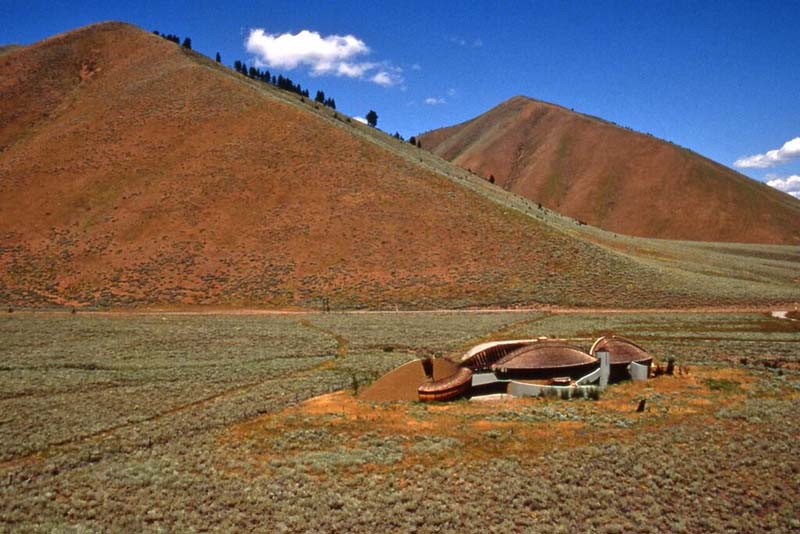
1, 309, 798, 531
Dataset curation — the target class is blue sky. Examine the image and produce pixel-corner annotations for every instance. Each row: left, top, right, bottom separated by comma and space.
2, 0, 799, 195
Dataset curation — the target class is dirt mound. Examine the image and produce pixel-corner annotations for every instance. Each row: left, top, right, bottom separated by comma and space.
358, 358, 459, 402
419, 96, 800, 244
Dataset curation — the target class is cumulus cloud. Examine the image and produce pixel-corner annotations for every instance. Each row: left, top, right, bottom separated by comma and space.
353, 116, 368, 124
424, 97, 446, 105
246, 28, 367, 71
734, 137, 800, 168
246, 28, 402, 86
766, 174, 800, 198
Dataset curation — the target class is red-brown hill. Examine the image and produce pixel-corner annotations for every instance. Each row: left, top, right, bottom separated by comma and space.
1, 23, 797, 309
419, 96, 800, 244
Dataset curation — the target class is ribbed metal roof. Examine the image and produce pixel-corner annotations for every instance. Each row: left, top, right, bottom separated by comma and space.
417, 367, 473, 401
492, 340, 597, 371
590, 335, 652, 365
461, 339, 540, 362
460, 339, 540, 371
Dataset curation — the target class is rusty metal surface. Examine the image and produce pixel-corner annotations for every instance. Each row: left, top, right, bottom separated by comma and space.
460, 339, 539, 371
492, 340, 597, 370
490, 340, 598, 380
590, 335, 653, 383
418, 367, 473, 402
590, 335, 652, 365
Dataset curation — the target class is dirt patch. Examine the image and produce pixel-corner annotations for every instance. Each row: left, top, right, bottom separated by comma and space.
222, 366, 772, 478
357, 358, 458, 402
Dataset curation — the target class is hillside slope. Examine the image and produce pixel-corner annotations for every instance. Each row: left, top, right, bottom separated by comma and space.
419, 96, 800, 244
0, 23, 797, 309
0, 45, 21, 56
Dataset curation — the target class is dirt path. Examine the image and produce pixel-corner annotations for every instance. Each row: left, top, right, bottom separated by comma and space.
298, 319, 350, 358
6, 305, 784, 317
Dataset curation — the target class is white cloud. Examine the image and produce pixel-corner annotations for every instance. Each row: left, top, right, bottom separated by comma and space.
766, 174, 800, 198
446, 88, 456, 97
246, 28, 402, 86
424, 97, 446, 105
371, 71, 395, 87
336, 61, 373, 77
411, 63, 421, 71
246, 28, 367, 71
734, 137, 800, 168
353, 116, 368, 124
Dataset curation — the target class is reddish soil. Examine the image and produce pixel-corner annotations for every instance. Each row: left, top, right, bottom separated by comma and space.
225, 367, 771, 475
1, 23, 794, 310
0, 23, 705, 309
419, 96, 800, 244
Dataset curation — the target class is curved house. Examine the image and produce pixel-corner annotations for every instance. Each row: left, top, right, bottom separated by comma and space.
590, 335, 653, 382
491, 340, 598, 380
404, 336, 655, 402
418, 367, 474, 402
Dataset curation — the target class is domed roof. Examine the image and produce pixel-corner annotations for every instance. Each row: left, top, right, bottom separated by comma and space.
460, 339, 539, 370
491, 340, 597, 371
590, 335, 652, 365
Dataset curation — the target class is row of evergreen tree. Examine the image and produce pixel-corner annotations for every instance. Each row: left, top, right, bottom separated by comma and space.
147, 30, 437, 142
232, 60, 336, 109
152, 31, 191, 49
153, 31, 342, 115
313, 90, 336, 110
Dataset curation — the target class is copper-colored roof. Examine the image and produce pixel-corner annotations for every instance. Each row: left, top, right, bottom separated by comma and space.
418, 367, 473, 401
492, 340, 597, 371
590, 336, 652, 365
460, 339, 539, 370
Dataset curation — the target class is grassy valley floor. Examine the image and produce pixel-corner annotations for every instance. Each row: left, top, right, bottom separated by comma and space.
1, 310, 798, 531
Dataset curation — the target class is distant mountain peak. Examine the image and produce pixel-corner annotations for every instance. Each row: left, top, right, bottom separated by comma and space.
419, 96, 800, 244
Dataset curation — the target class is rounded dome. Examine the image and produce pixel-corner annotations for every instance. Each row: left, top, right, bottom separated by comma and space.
491, 340, 597, 378
460, 339, 539, 370
590, 336, 652, 365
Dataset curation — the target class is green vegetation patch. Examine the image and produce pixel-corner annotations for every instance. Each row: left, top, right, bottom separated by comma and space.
703, 378, 742, 393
